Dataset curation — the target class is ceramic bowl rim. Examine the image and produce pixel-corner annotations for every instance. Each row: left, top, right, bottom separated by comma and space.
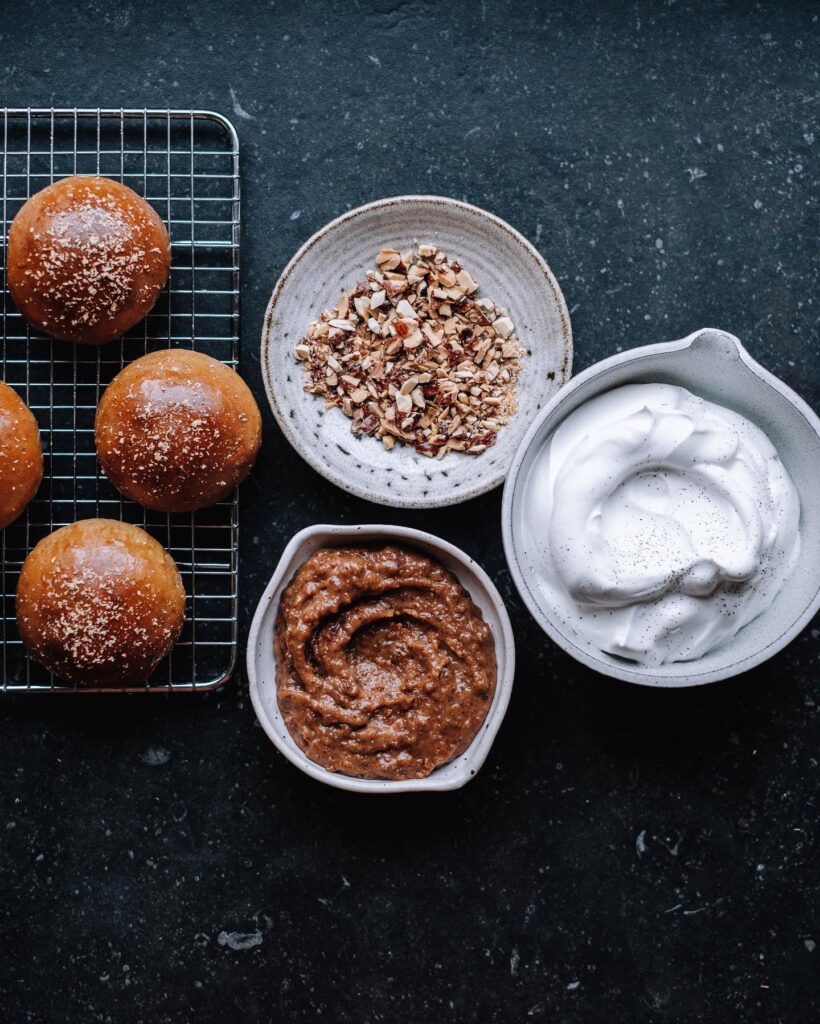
502, 327, 820, 686
246, 522, 516, 792
260, 194, 573, 508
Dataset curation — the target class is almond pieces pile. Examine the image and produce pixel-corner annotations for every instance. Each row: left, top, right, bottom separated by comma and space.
294, 244, 525, 458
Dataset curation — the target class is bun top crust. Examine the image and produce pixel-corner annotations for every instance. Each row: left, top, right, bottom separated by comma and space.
15, 518, 185, 687
7, 175, 171, 345
95, 349, 262, 512
0, 380, 43, 529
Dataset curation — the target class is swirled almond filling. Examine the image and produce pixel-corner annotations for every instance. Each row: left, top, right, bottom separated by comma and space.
275, 545, 497, 780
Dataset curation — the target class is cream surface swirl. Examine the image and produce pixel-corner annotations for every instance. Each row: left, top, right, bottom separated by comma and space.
526, 383, 801, 665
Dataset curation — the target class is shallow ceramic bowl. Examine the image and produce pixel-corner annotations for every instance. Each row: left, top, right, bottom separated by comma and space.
247, 523, 516, 792
261, 195, 572, 508
502, 328, 820, 686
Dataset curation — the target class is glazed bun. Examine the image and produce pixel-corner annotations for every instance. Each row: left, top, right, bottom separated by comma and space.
95, 349, 262, 513
0, 380, 43, 529
7, 175, 170, 345
16, 519, 185, 687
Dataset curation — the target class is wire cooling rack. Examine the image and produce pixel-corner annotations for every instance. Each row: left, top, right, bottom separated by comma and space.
0, 108, 240, 692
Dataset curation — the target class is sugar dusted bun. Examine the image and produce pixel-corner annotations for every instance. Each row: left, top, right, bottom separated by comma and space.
16, 519, 185, 687
7, 175, 171, 345
95, 349, 262, 513
0, 380, 43, 529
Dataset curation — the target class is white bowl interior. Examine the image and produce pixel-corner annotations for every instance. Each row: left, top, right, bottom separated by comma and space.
247, 524, 515, 792
261, 196, 571, 508
504, 329, 820, 686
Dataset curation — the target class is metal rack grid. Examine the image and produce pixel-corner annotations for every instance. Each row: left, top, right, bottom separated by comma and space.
0, 108, 241, 692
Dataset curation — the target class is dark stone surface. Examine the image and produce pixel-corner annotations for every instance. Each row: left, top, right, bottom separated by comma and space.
1, 1, 818, 1021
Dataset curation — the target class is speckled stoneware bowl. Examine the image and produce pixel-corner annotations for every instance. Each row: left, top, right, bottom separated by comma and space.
247, 523, 515, 793
503, 328, 820, 687
261, 196, 572, 508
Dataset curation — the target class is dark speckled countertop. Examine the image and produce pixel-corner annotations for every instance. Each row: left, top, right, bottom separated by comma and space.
1, 2, 818, 1021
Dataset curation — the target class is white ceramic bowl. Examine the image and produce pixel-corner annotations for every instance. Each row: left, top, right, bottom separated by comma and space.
261, 195, 572, 509
247, 523, 516, 792
502, 328, 820, 686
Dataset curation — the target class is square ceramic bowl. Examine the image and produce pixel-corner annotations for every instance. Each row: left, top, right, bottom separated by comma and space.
260, 195, 572, 509
247, 523, 515, 792
502, 328, 820, 686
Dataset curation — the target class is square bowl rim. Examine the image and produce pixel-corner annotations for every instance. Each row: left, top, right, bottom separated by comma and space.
247, 522, 516, 793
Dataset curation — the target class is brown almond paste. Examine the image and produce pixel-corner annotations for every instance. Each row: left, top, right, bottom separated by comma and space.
275, 545, 497, 780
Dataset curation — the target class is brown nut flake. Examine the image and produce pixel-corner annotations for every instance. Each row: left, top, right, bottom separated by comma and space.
294, 244, 525, 457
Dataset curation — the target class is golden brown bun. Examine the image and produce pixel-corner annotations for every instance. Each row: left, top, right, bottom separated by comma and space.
7, 175, 171, 345
95, 349, 262, 512
16, 519, 185, 687
0, 381, 43, 529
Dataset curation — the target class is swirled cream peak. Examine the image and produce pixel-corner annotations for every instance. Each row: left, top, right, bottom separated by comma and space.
526, 383, 800, 665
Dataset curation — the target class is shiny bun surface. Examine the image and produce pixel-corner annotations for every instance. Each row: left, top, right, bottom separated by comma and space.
7, 175, 171, 345
0, 381, 42, 529
16, 518, 185, 687
96, 349, 262, 512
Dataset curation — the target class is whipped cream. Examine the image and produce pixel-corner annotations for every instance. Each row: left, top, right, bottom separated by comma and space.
526, 383, 800, 665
